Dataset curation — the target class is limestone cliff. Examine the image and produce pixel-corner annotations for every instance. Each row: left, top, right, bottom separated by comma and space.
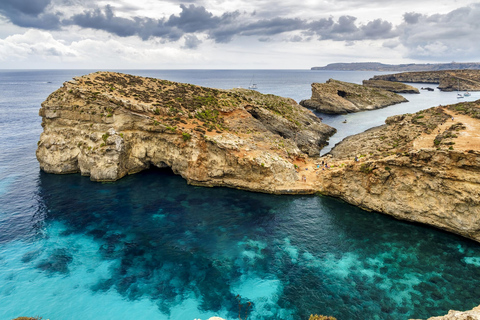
299, 79, 407, 114
372, 70, 480, 92
315, 101, 480, 242
36, 72, 336, 193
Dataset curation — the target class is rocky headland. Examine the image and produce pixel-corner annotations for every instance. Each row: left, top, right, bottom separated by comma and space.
36, 72, 336, 194
371, 70, 480, 92
362, 79, 419, 94
299, 79, 407, 114
316, 101, 480, 242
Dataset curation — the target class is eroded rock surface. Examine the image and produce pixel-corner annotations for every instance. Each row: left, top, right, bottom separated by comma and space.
300, 79, 407, 114
37, 72, 336, 193
315, 102, 480, 242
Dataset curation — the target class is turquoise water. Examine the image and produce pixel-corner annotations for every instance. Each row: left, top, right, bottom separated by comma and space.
2, 70, 480, 320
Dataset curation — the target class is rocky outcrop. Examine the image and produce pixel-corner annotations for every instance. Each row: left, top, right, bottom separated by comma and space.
36, 72, 335, 194
410, 304, 480, 320
372, 70, 480, 92
316, 103, 480, 242
362, 79, 419, 94
299, 79, 407, 114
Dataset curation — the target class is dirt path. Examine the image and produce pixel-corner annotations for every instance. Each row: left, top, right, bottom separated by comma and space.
413, 108, 480, 150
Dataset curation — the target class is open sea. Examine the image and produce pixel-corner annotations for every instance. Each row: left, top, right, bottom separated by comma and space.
1, 69, 480, 320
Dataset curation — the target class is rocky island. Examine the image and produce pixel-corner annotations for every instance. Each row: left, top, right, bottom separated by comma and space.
299, 79, 408, 114
36, 72, 336, 194
371, 70, 480, 92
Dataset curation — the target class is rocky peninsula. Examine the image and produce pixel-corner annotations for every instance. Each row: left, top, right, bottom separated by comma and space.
299, 79, 407, 114
371, 70, 480, 92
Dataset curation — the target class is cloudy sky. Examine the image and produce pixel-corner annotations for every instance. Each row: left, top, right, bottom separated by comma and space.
0, 0, 478, 69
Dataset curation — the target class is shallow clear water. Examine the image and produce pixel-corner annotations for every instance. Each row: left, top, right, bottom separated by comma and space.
1, 70, 480, 320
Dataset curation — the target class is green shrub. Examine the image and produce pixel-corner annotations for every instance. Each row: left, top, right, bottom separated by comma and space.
182, 132, 191, 141
360, 163, 373, 174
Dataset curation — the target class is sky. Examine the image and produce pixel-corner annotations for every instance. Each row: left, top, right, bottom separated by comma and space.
0, 0, 479, 69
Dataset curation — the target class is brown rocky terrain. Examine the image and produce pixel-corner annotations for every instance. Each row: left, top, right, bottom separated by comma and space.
362, 79, 419, 93
299, 79, 407, 114
372, 70, 480, 92
36, 72, 335, 193
314, 100, 480, 242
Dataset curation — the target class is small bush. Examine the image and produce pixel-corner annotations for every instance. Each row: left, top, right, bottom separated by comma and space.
182, 132, 191, 141
360, 163, 373, 174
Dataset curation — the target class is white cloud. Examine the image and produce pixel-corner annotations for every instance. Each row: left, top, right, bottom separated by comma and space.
0, 29, 77, 62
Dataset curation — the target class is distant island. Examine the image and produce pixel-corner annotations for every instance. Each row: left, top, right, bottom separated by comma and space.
311, 62, 480, 72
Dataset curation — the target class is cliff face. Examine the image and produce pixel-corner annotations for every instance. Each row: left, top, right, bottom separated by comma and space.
36, 72, 336, 193
316, 103, 480, 242
300, 79, 407, 114
372, 70, 480, 92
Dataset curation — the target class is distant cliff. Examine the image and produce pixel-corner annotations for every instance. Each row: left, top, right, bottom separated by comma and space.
299, 79, 407, 114
312, 62, 480, 72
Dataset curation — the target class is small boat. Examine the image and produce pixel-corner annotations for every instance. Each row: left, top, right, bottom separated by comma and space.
464, 92, 471, 97
248, 76, 258, 90
457, 93, 464, 99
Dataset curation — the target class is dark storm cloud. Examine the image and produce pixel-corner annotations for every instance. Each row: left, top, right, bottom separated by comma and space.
403, 12, 422, 24
0, 0, 61, 29
182, 34, 202, 49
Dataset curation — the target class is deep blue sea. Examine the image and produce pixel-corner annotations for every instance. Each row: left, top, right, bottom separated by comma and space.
1, 69, 480, 320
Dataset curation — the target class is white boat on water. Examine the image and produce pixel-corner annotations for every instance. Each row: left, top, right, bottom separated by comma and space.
248, 76, 258, 90
457, 93, 464, 99
464, 92, 471, 97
